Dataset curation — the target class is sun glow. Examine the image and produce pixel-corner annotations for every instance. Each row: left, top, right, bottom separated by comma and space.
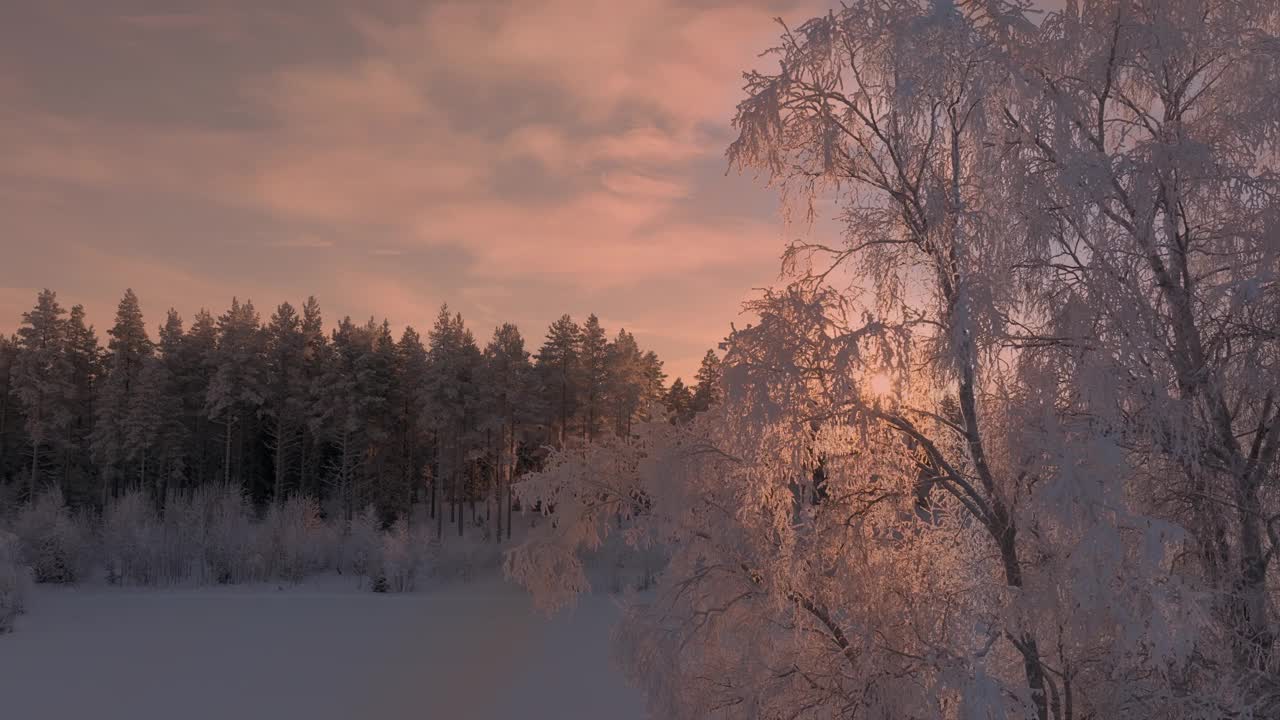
866, 371, 893, 397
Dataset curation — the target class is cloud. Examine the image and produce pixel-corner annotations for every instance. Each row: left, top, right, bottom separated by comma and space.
119, 13, 218, 31
267, 237, 337, 249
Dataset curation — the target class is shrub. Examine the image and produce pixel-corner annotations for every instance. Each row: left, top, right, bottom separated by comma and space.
13, 488, 89, 584
102, 492, 162, 586
200, 486, 262, 584
261, 496, 336, 582
343, 506, 383, 588
380, 517, 423, 593
0, 531, 31, 633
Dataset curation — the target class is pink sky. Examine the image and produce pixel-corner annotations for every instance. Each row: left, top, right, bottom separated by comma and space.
0, 0, 1060, 379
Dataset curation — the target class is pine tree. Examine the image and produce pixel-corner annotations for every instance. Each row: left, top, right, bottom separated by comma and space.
312, 317, 364, 522
205, 298, 265, 488
0, 335, 16, 485
578, 314, 609, 442
357, 320, 397, 516
92, 289, 152, 499
298, 297, 327, 497
62, 305, 102, 504
664, 378, 692, 423
536, 315, 581, 448
124, 355, 184, 499
639, 350, 667, 423
159, 309, 215, 489
605, 329, 646, 438
482, 323, 536, 542
263, 302, 307, 503
690, 349, 722, 414
424, 305, 482, 539
12, 290, 75, 500
391, 326, 429, 521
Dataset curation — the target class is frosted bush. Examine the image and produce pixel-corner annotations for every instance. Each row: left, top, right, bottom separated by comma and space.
0, 531, 31, 633
102, 492, 162, 586
343, 506, 383, 588
13, 488, 88, 584
261, 496, 336, 582
157, 489, 211, 584
379, 517, 422, 593
201, 486, 262, 584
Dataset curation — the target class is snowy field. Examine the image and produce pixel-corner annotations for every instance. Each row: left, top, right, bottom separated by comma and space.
0, 577, 646, 720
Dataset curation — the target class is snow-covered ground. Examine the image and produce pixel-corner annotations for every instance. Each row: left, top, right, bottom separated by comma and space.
0, 577, 646, 720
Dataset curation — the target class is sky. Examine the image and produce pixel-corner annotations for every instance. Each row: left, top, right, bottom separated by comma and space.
0, 0, 1059, 380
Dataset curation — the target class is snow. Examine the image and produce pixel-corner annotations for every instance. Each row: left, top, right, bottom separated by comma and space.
0, 577, 646, 720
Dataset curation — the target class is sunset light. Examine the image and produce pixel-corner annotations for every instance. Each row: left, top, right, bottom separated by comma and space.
1, 2, 1276, 719
865, 371, 894, 398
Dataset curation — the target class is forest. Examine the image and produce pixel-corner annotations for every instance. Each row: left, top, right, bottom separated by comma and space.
0, 288, 725, 521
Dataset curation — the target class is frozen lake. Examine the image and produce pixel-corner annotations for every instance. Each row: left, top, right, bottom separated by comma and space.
0, 577, 646, 720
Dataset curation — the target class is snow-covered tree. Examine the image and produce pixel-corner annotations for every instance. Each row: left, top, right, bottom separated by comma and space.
509, 2, 1280, 717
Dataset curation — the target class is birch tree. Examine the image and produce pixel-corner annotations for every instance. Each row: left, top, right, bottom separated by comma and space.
509, 1, 1280, 717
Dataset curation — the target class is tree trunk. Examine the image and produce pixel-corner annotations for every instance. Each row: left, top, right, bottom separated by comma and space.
455, 441, 463, 539
273, 416, 286, 504
506, 425, 515, 541
28, 434, 38, 502
496, 427, 504, 544
435, 469, 443, 541
299, 431, 309, 498
223, 410, 233, 486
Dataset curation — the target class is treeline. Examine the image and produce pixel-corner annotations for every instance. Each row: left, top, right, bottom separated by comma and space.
0, 289, 722, 539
